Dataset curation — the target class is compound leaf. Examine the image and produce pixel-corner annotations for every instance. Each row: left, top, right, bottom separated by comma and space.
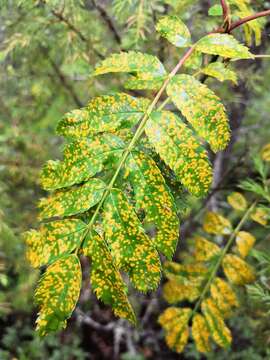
125, 151, 179, 258
35, 254, 81, 336
103, 188, 161, 292
38, 179, 106, 220
167, 74, 230, 152
146, 111, 213, 196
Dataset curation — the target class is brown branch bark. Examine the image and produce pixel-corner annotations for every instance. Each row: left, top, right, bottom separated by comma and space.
229, 9, 270, 31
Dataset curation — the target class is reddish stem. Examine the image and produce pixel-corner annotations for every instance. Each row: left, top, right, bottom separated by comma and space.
229, 9, 270, 31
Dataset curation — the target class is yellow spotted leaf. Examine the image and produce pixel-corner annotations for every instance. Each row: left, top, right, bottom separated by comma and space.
203, 211, 232, 235
222, 254, 256, 285
200, 62, 238, 84
261, 143, 270, 162
227, 192, 247, 211
35, 254, 81, 336
236, 231, 256, 258
146, 111, 213, 196
202, 298, 232, 348
251, 207, 268, 226
94, 51, 166, 77
193, 236, 221, 261
83, 231, 136, 324
57, 93, 150, 138
103, 189, 161, 292
124, 74, 166, 91
196, 34, 253, 59
210, 278, 239, 317
167, 74, 230, 152
159, 307, 191, 353
25, 219, 87, 268
156, 15, 191, 47
163, 280, 200, 303
38, 179, 106, 220
125, 151, 179, 259
192, 314, 211, 353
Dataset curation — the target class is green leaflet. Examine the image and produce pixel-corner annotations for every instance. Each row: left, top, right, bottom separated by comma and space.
38, 179, 106, 220
124, 75, 166, 91
35, 254, 81, 336
145, 111, 213, 196
103, 188, 161, 292
201, 298, 232, 348
167, 74, 230, 152
25, 219, 87, 267
57, 93, 150, 138
83, 231, 136, 324
125, 151, 179, 258
94, 51, 167, 77
200, 62, 238, 84
156, 15, 191, 47
196, 34, 253, 59
41, 134, 125, 191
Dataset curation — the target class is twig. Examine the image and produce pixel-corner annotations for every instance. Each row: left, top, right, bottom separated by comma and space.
220, 0, 231, 30
75, 309, 115, 331
91, 0, 121, 45
229, 9, 270, 31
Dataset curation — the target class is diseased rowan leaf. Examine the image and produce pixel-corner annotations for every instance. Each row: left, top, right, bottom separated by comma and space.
83, 231, 136, 324
164, 261, 207, 287
193, 236, 221, 261
251, 207, 268, 226
227, 192, 247, 211
57, 93, 150, 138
94, 51, 167, 77
202, 298, 232, 348
125, 151, 179, 259
236, 231, 256, 258
200, 62, 238, 84
167, 74, 230, 152
192, 314, 211, 353
25, 219, 87, 268
124, 74, 166, 91
210, 278, 239, 317
41, 134, 125, 190
103, 189, 161, 292
35, 254, 81, 336
184, 50, 202, 70
203, 211, 232, 235
196, 34, 253, 59
222, 254, 255, 285
146, 111, 213, 196
38, 179, 106, 220
163, 280, 200, 303
158, 307, 191, 353
261, 143, 270, 162
156, 15, 191, 47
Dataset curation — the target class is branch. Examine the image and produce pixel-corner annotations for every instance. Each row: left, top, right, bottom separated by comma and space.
229, 9, 270, 31
75, 309, 115, 331
220, 0, 230, 28
91, 0, 121, 45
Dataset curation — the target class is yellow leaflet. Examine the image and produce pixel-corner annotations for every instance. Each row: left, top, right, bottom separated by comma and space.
193, 236, 220, 261
192, 314, 211, 353
202, 298, 232, 348
251, 207, 268, 226
200, 62, 238, 84
156, 15, 191, 47
210, 278, 239, 317
158, 307, 191, 353
163, 280, 200, 303
203, 211, 232, 235
261, 143, 270, 162
222, 254, 255, 285
227, 192, 247, 211
236, 231, 256, 258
